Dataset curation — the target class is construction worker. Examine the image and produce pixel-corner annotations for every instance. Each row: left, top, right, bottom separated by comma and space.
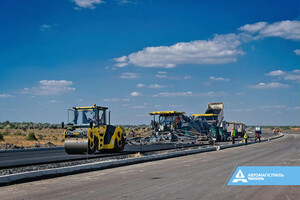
244, 131, 249, 145
231, 128, 236, 144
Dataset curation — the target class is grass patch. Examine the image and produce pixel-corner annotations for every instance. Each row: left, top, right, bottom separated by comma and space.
26, 132, 37, 141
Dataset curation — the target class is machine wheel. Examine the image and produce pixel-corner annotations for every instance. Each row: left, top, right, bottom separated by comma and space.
113, 134, 125, 153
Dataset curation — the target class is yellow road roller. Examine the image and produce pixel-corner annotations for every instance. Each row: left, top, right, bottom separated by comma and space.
63, 105, 125, 154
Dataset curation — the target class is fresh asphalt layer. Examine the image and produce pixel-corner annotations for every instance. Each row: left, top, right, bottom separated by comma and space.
0, 133, 298, 200
0, 144, 197, 168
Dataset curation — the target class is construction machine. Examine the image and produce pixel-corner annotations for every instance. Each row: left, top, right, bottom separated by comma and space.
149, 111, 206, 142
193, 102, 227, 141
63, 105, 125, 154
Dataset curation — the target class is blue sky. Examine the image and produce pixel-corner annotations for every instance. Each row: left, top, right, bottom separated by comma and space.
0, 0, 299, 125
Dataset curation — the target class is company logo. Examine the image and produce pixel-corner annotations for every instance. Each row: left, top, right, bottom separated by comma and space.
227, 166, 300, 185
232, 170, 248, 183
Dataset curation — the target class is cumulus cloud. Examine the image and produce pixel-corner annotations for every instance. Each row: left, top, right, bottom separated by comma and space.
238, 22, 268, 33
114, 34, 244, 68
250, 82, 290, 89
25, 80, 75, 95
72, 0, 105, 9
265, 69, 300, 81
294, 49, 300, 56
209, 76, 229, 81
120, 72, 140, 79
152, 91, 224, 97
0, 94, 13, 98
130, 91, 142, 97
239, 20, 300, 40
265, 70, 286, 76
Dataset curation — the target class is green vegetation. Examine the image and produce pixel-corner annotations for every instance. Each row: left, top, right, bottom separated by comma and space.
0, 121, 61, 130
0, 133, 4, 141
26, 132, 37, 141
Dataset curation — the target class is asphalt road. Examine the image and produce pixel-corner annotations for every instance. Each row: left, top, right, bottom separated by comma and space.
0, 133, 298, 200
0, 144, 197, 168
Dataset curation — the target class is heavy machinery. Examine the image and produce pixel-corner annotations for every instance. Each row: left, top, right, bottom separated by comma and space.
226, 121, 238, 137
63, 105, 125, 154
149, 111, 206, 142
236, 122, 246, 137
193, 102, 227, 141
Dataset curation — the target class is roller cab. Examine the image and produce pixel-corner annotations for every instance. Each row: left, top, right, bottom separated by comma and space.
63, 105, 125, 154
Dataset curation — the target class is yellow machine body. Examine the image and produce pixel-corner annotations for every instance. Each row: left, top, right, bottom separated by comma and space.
64, 105, 125, 154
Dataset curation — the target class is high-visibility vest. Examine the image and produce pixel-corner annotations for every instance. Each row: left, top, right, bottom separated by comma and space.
231, 130, 236, 137
244, 132, 249, 139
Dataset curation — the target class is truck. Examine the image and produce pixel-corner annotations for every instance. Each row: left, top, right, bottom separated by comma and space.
193, 102, 227, 141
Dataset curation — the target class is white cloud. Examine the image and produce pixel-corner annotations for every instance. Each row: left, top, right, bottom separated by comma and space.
294, 49, 300, 56
114, 63, 129, 68
184, 75, 192, 80
0, 94, 13, 98
265, 69, 300, 81
49, 100, 57, 103
265, 70, 286, 76
137, 83, 167, 89
120, 72, 140, 79
238, 22, 268, 33
136, 83, 146, 88
295, 106, 300, 110
148, 84, 166, 89
103, 98, 130, 102
209, 76, 229, 81
284, 74, 300, 81
239, 20, 300, 40
114, 34, 244, 68
26, 80, 75, 95
250, 82, 290, 89
40, 24, 52, 32
152, 91, 224, 97
72, 0, 105, 9
130, 91, 142, 97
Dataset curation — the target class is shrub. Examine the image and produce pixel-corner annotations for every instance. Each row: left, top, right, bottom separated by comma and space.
14, 130, 23, 136
2, 129, 10, 136
61, 138, 65, 142
27, 132, 37, 141
38, 135, 44, 140
0, 133, 4, 141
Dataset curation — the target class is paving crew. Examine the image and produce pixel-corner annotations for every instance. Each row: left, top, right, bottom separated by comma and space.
244, 131, 249, 145
231, 128, 236, 144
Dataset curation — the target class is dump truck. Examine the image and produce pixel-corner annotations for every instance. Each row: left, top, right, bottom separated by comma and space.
149, 111, 207, 142
226, 121, 238, 137
63, 105, 125, 154
193, 102, 227, 141
236, 122, 246, 137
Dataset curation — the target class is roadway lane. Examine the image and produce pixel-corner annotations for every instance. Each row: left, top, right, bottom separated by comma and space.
0, 144, 197, 168
0, 134, 298, 200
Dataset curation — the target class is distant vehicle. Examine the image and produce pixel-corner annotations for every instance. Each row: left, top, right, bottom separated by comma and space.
273, 128, 280, 135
